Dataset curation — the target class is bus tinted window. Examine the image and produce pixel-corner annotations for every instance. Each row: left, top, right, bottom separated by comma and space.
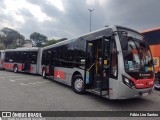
42, 50, 47, 65
56, 45, 73, 67
28, 51, 38, 64
76, 39, 86, 67
110, 40, 118, 78
4, 51, 38, 64
4, 52, 10, 62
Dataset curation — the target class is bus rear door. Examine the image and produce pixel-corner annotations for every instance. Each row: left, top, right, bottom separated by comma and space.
49, 50, 55, 79
22, 52, 30, 71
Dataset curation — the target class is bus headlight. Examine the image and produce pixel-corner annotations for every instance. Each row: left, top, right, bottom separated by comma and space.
122, 75, 135, 89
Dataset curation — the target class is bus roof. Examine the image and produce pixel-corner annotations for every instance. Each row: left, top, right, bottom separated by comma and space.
43, 25, 142, 50
4, 47, 39, 52
43, 26, 114, 50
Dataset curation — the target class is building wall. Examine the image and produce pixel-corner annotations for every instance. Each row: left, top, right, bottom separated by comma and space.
150, 44, 160, 73
23, 40, 32, 47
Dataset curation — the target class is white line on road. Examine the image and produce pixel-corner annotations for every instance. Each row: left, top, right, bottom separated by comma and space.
20, 81, 51, 85
0, 76, 26, 79
9, 77, 41, 81
9, 80, 16, 82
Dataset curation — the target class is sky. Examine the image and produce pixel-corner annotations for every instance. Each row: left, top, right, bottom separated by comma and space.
0, 0, 160, 39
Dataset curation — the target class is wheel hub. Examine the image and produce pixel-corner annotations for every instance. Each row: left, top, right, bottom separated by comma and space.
43, 70, 45, 76
75, 78, 83, 91
14, 67, 17, 72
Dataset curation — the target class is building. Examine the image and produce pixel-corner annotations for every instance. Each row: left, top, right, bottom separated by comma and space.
142, 27, 160, 73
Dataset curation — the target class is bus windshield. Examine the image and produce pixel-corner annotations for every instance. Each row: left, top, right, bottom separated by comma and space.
123, 37, 153, 73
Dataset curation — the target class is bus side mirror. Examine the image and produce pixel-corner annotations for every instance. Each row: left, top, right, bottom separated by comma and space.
120, 35, 128, 51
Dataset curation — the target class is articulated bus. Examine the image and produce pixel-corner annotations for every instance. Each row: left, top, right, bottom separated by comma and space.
41, 25, 155, 99
3, 47, 42, 74
0, 50, 4, 69
142, 27, 160, 73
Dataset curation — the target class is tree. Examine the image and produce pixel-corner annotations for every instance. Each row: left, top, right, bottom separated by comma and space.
30, 32, 48, 47
43, 39, 57, 47
16, 34, 25, 46
0, 34, 6, 43
1, 27, 25, 48
0, 44, 5, 50
57, 38, 68, 42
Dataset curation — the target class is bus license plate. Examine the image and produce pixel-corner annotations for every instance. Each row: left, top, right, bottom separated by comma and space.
142, 92, 148, 96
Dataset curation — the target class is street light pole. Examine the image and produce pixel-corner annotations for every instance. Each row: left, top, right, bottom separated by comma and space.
88, 9, 94, 32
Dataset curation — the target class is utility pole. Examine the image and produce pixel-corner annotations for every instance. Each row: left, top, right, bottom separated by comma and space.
88, 9, 94, 32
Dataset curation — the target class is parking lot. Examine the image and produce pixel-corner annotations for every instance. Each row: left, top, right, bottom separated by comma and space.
0, 70, 160, 112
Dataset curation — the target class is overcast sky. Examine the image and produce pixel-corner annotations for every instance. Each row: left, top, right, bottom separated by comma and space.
0, 0, 160, 39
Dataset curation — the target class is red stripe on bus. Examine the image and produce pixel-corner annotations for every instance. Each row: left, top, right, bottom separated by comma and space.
130, 77, 154, 89
18, 65, 22, 70
41, 68, 42, 74
46, 67, 49, 74
30, 66, 32, 72
54, 70, 65, 80
1, 60, 3, 65
4, 63, 14, 69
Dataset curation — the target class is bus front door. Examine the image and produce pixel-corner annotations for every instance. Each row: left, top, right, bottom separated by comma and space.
85, 37, 110, 96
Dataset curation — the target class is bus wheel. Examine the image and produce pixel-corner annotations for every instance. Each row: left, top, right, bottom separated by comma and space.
13, 65, 18, 73
72, 75, 84, 94
42, 69, 46, 79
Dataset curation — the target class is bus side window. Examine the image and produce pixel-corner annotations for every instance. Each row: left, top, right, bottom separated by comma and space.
110, 41, 118, 79
5, 52, 10, 62
32, 51, 37, 64
42, 50, 46, 65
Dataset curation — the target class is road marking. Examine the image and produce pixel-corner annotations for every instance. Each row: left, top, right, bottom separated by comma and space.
0, 76, 25, 79
20, 81, 50, 85
9, 80, 16, 82
9, 77, 41, 81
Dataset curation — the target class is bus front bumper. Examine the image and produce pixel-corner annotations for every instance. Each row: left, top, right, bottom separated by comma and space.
117, 82, 154, 99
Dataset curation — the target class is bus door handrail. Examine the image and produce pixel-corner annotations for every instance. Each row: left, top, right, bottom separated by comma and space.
87, 63, 95, 72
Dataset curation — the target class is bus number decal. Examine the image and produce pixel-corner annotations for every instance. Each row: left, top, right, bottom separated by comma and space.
54, 70, 65, 80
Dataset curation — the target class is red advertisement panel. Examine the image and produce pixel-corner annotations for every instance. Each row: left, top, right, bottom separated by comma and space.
54, 70, 65, 80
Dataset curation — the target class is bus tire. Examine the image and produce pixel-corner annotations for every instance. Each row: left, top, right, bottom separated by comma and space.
13, 65, 18, 73
72, 75, 84, 94
42, 68, 46, 79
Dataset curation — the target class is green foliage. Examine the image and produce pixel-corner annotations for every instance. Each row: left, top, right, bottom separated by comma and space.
1, 27, 25, 48
43, 39, 58, 47
0, 35, 5, 42
0, 28, 67, 49
30, 32, 48, 47
7, 44, 17, 49
42, 38, 68, 47
0, 44, 5, 50
57, 38, 68, 42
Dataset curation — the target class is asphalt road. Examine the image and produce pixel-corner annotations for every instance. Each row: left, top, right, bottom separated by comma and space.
0, 70, 160, 120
